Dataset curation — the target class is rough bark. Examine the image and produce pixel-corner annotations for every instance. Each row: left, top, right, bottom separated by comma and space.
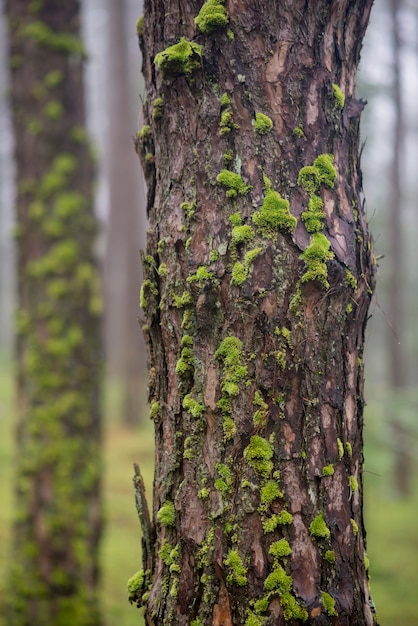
133, 1, 377, 625
6, 1, 103, 624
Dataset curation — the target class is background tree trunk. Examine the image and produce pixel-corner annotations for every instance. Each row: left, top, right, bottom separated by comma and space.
6, 1, 103, 623
134, 1, 377, 624
104, 0, 147, 426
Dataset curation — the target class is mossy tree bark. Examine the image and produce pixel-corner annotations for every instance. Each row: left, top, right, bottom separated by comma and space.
134, 1, 377, 624
6, 1, 103, 624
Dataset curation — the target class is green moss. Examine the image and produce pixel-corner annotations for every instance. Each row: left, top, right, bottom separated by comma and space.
337, 438, 344, 460
264, 564, 292, 593
20, 21, 84, 56
219, 108, 239, 135
210, 249, 219, 262
172, 291, 192, 308
175, 347, 195, 377
216, 169, 252, 197
187, 265, 213, 286
262, 510, 293, 533
152, 97, 164, 120
313, 154, 337, 188
346, 442, 352, 457
252, 389, 268, 427
158, 263, 167, 277
244, 435, 274, 476
231, 224, 254, 246
215, 463, 233, 495
350, 518, 358, 535
137, 124, 151, 140
301, 194, 325, 233
253, 187, 296, 238
157, 501, 176, 527
195, 0, 229, 34
136, 16, 144, 37
181, 200, 196, 218
309, 512, 330, 540
224, 549, 247, 586
260, 480, 283, 507
223, 148, 234, 163
154, 37, 203, 78
245, 612, 264, 626
253, 112, 273, 134
182, 394, 205, 418
297, 166, 320, 194
293, 123, 304, 137
269, 538, 292, 559
44, 69, 63, 88
322, 464, 334, 477
332, 83, 345, 109
300, 232, 334, 288
149, 401, 160, 420
281, 593, 309, 621
220, 92, 231, 108
325, 550, 336, 564
349, 475, 358, 492
321, 591, 338, 616
229, 212, 242, 226
345, 269, 357, 289
231, 261, 246, 286
127, 569, 147, 604
139, 279, 158, 309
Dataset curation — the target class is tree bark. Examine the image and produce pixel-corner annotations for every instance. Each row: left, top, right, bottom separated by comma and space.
133, 1, 377, 624
6, 1, 103, 623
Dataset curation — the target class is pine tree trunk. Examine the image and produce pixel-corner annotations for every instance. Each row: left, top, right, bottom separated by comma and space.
133, 1, 377, 624
6, 1, 103, 623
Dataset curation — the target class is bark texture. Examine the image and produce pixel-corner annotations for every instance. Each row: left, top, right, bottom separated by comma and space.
6, 1, 102, 624
134, 1, 377, 624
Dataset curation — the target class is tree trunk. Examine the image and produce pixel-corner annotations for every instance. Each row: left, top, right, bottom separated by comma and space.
6, 1, 103, 624
104, 0, 147, 426
133, 1, 377, 624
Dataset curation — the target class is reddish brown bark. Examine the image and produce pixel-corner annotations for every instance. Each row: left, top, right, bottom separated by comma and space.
135, 1, 377, 624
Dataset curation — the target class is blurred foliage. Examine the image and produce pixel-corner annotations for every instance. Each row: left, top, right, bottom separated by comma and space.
0, 359, 417, 625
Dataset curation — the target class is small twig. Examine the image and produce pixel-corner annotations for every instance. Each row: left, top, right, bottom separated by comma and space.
133, 463, 154, 571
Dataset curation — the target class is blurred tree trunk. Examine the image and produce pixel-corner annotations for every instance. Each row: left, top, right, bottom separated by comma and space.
6, 1, 102, 624
132, 1, 378, 625
388, 0, 410, 496
104, 0, 147, 425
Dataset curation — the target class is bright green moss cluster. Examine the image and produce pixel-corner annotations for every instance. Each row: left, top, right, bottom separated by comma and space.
195, 0, 229, 35
301, 194, 325, 232
187, 265, 213, 286
332, 83, 345, 109
263, 564, 308, 621
154, 37, 203, 78
300, 232, 334, 288
253, 112, 273, 134
136, 16, 144, 37
345, 269, 357, 289
175, 347, 195, 378
260, 480, 283, 507
349, 475, 358, 492
172, 290, 192, 308
252, 389, 268, 427
325, 550, 336, 564
337, 438, 344, 460
215, 463, 233, 496
224, 549, 247, 586
216, 169, 252, 197
309, 512, 330, 540
321, 591, 338, 616
262, 510, 293, 533
231, 248, 262, 286
152, 97, 164, 120
244, 435, 274, 476
253, 188, 297, 238
182, 394, 205, 418
127, 568, 148, 605
137, 124, 151, 140
231, 224, 254, 246
157, 501, 176, 527
269, 539, 292, 559
298, 154, 336, 195
215, 336, 247, 437
322, 464, 334, 476
219, 108, 239, 135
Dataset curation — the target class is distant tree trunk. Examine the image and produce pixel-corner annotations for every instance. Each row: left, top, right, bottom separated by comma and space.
104, 0, 147, 425
388, 0, 410, 496
132, 1, 377, 625
6, 1, 102, 624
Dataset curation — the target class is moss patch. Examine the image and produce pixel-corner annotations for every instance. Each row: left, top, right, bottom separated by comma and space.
154, 38, 203, 78
253, 112, 273, 134
195, 0, 229, 35
300, 232, 334, 289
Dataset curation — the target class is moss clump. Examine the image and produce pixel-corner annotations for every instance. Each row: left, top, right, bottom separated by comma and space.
349, 475, 358, 492
351, 518, 359, 535
313, 154, 337, 188
137, 125, 151, 140
175, 347, 195, 377
253, 112, 273, 134
293, 123, 304, 137
332, 83, 345, 109
269, 538, 292, 559
322, 464, 334, 477
220, 92, 231, 108
154, 37, 203, 78
325, 550, 336, 564
345, 269, 357, 289
253, 188, 297, 238
172, 291, 192, 308
216, 169, 252, 197
301, 194, 325, 233
309, 512, 330, 540
244, 435, 274, 476
182, 394, 205, 418
215, 336, 247, 438
127, 568, 148, 605
152, 97, 164, 120
231, 224, 254, 246
262, 510, 293, 532
136, 16, 144, 37
260, 480, 283, 507
187, 265, 213, 286
346, 442, 352, 457
297, 165, 321, 194
337, 438, 344, 460
195, 0, 229, 35
219, 108, 239, 135
264, 564, 292, 593
321, 591, 338, 616
44, 100, 64, 120
300, 232, 334, 288
157, 501, 176, 527
224, 549, 247, 586
215, 462, 233, 496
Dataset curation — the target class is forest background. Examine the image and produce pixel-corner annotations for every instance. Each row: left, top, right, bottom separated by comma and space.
0, 0, 417, 624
